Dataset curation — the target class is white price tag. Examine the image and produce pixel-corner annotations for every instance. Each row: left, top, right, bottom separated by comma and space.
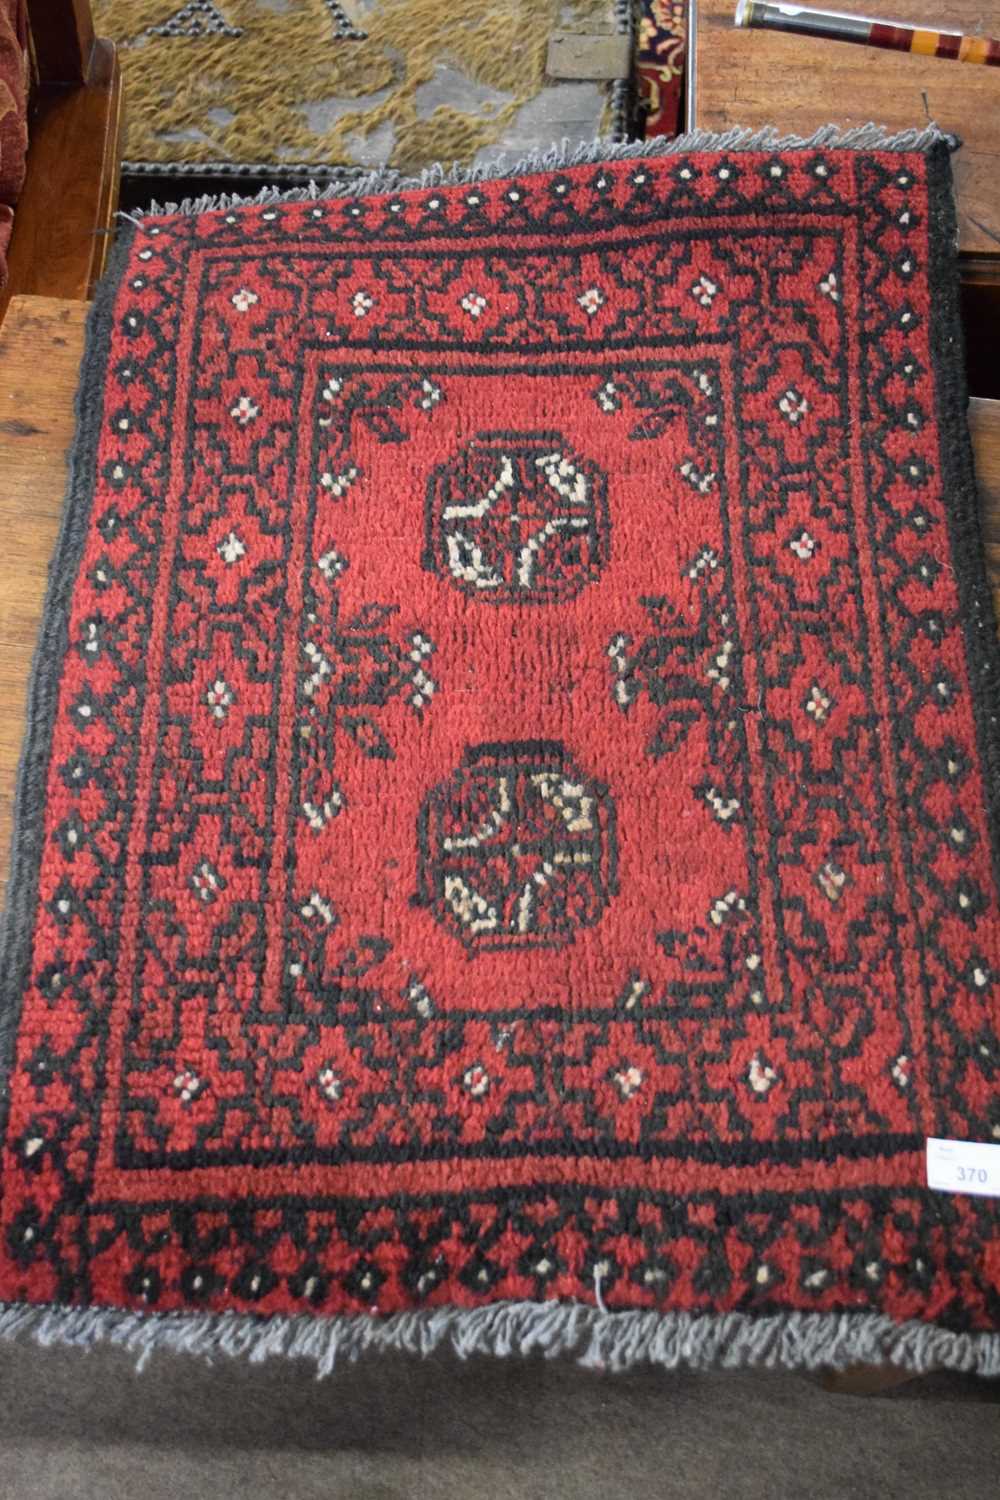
926, 1137, 1000, 1198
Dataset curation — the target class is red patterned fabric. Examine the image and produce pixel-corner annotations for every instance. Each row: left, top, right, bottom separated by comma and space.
2, 143, 999, 1369
638, 0, 686, 139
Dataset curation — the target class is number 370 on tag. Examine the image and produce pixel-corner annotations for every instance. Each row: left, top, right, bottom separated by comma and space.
926, 1138, 1000, 1198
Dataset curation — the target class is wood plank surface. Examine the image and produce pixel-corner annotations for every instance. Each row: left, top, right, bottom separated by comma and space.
0, 294, 998, 896
694, 0, 1000, 259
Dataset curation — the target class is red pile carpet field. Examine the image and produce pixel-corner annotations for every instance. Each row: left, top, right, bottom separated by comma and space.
0, 135, 998, 1373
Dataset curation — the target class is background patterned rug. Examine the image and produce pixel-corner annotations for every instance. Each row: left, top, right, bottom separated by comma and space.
97, 0, 635, 178
637, 0, 685, 138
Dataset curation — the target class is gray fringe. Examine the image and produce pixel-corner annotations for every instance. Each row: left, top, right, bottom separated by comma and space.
126, 122, 957, 220
0, 1298, 997, 1379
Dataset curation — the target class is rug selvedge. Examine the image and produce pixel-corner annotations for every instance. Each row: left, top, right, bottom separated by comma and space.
1, 131, 999, 1375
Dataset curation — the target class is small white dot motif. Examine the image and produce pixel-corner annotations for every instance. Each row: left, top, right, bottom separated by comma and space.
230, 395, 259, 425
173, 1069, 201, 1104
778, 387, 809, 424
747, 1053, 777, 1095
319, 464, 359, 498
789, 529, 816, 561
463, 1065, 490, 1098
318, 549, 348, 581
205, 678, 234, 721
805, 683, 832, 724
707, 888, 746, 924
816, 859, 848, 904
301, 891, 336, 927
691, 274, 717, 309
217, 531, 246, 565
460, 291, 488, 319
613, 1065, 643, 1100
577, 286, 605, 316
318, 1067, 342, 1103
411, 667, 436, 710
231, 288, 259, 312
352, 290, 374, 317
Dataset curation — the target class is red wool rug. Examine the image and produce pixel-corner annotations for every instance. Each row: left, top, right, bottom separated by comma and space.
2, 129, 999, 1376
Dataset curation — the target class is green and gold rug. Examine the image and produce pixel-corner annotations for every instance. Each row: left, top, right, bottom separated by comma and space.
98, 0, 634, 179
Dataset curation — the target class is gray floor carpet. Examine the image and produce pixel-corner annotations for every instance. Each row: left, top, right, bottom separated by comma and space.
0, 1343, 998, 1498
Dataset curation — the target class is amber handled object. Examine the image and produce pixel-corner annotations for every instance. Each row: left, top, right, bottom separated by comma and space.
735, 0, 1000, 64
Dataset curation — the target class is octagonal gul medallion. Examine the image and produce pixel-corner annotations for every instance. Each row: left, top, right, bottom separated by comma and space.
423, 430, 610, 603
415, 741, 618, 953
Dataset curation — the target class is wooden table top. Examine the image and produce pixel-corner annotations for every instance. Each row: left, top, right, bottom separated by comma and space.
693, 0, 1000, 260
1, 293, 999, 892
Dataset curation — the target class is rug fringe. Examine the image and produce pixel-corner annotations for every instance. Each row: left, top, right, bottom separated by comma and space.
1, 1299, 997, 1380
125, 122, 958, 220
